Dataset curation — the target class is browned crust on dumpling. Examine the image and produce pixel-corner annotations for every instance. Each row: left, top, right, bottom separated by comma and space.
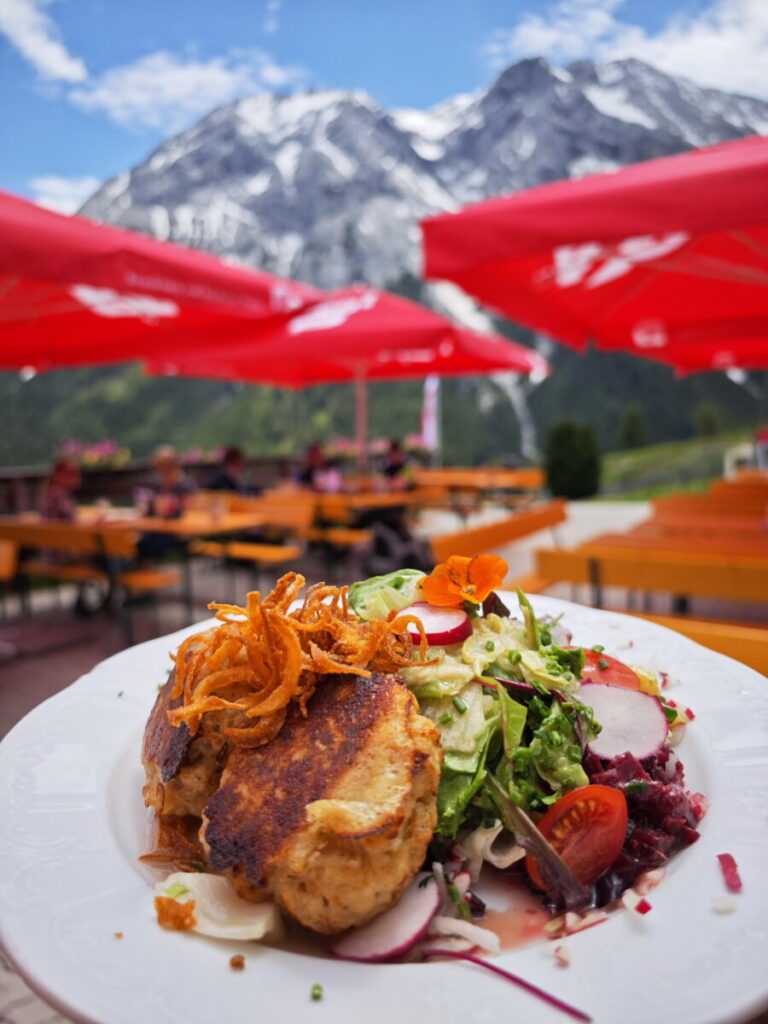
200, 671, 441, 933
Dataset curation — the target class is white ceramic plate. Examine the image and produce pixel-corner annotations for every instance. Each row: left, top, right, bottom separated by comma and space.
1, 596, 767, 1024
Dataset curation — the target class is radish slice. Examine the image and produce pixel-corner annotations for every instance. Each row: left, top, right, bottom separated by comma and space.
330, 874, 439, 962
400, 602, 472, 645
578, 683, 668, 761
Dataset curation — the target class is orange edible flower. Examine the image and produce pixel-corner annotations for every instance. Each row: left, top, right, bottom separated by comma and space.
421, 554, 508, 607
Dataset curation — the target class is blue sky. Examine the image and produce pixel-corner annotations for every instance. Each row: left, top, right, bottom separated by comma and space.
1, 0, 766, 212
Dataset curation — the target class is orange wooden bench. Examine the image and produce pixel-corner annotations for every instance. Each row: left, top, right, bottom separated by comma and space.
0, 519, 180, 644
631, 514, 768, 539
577, 531, 768, 559
534, 545, 768, 606
708, 473, 768, 499
652, 493, 768, 519
190, 494, 316, 589
430, 499, 566, 564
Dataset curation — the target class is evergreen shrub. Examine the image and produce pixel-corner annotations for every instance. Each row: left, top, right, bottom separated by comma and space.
544, 419, 601, 499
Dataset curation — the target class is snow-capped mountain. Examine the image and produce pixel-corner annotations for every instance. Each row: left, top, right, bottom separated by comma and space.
81, 56, 768, 298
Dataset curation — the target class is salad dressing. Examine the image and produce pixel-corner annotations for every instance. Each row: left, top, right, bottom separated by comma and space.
480, 878, 552, 950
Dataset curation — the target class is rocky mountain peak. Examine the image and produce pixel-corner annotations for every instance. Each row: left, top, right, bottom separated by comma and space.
80, 57, 768, 293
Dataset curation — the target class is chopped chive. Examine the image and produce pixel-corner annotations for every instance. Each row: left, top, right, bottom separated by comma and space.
485, 640, 496, 651
597, 658, 610, 671
591, 645, 605, 653
452, 696, 468, 714
310, 983, 323, 1002
540, 630, 552, 646
163, 882, 190, 899
623, 780, 649, 796
438, 712, 454, 725
447, 883, 472, 922
507, 650, 522, 665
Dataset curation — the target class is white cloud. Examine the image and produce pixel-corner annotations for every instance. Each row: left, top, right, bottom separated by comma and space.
0, 0, 305, 134
263, 0, 282, 35
29, 174, 100, 213
0, 0, 86, 81
486, 0, 623, 66
485, 0, 768, 99
69, 49, 307, 132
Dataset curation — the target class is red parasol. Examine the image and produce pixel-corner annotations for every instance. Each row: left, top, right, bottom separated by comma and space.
146, 285, 548, 462
421, 136, 768, 373
0, 190, 321, 372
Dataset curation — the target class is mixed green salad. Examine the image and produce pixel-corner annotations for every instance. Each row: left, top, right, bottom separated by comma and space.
352, 569, 602, 836
349, 562, 702, 915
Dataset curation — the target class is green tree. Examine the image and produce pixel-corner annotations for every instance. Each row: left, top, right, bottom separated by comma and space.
693, 401, 724, 437
619, 404, 647, 450
544, 419, 601, 499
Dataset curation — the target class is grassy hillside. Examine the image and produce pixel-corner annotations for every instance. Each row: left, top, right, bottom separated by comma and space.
600, 430, 754, 498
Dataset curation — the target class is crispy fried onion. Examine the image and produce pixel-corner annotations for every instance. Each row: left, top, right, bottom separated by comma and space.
167, 572, 431, 746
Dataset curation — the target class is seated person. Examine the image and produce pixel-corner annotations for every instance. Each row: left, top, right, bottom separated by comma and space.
146, 445, 197, 518
313, 457, 344, 494
38, 458, 106, 614
295, 443, 330, 491
39, 458, 81, 520
380, 439, 411, 491
137, 446, 197, 562
207, 445, 249, 493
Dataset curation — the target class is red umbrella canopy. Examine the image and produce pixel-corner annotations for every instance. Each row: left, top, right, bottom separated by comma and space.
421, 136, 768, 372
0, 190, 321, 372
646, 338, 768, 375
145, 285, 549, 385
146, 286, 548, 465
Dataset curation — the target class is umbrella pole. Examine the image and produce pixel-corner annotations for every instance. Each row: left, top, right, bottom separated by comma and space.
355, 373, 368, 474
435, 376, 442, 468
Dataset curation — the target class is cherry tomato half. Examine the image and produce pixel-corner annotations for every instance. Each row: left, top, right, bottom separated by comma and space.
526, 784, 628, 889
570, 648, 642, 689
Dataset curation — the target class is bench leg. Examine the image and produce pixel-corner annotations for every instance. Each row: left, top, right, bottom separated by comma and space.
151, 594, 161, 638
17, 574, 30, 616
181, 551, 195, 624
250, 562, 265, 594
120, 596, 136, 647
588, 558, 603, 608
324, 546, 338, 583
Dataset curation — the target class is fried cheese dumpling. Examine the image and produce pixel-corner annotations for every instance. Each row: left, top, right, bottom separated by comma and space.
142, 634, 286, 820
201, 671, 441, 935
